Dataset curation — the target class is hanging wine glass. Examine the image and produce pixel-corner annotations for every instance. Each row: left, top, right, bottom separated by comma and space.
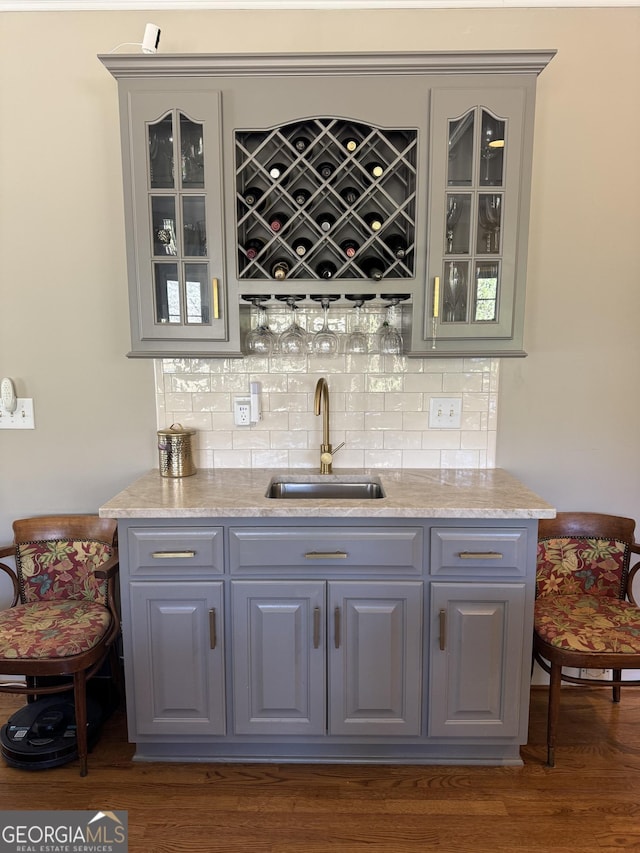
244, 297, 277, 356
376, 295, 407, 355
277, 296, 308, 357
311, 296, 340, 357
345, 295, 373, 354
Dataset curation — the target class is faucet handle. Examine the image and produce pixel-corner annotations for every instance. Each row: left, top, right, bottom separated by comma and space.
333, 442, 345, 456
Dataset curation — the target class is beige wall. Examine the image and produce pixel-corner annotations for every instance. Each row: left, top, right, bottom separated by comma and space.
0, 7, 638, 542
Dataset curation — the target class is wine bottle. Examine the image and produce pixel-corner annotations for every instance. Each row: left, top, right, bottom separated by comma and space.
316, 161, 335, 180
271, 259, 290, 280
292, 237, 313, 257
316, 261, 337, 280
360, 256, 386, 281
340, 239, 359, 259
292, 135, 311, 153
339, 186, 361, 206
316, 212, 336, 233
343, 137, 358, 153
244, 238, 264, 260
385, 234, 408, 259
364, 212, 384, 232
268, 162, 288, 181
243, 187, 264, 207
269, 212, 289, 232
292, 188, 311, 206
365, 162, 384, 179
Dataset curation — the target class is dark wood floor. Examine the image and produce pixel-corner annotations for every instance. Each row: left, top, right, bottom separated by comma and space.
0, 687, 639, 852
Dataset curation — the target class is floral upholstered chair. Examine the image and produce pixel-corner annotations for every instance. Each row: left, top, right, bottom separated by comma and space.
534, 512, 640, 767
0, 516, 120, 775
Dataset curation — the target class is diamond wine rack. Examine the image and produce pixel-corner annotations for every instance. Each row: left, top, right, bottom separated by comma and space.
235, 118, 417, 285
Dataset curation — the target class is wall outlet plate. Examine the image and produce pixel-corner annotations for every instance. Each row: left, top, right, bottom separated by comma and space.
233, 397, 251, 427
0, 398, 35, 429
429, 397, 462, 429
579, 668, 611, 680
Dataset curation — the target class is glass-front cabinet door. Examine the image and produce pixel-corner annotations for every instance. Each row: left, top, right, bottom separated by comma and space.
420, 86, 534, 355
124, 88, 237, 355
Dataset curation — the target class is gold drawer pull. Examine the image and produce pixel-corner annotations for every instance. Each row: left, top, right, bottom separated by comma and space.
439, 608, 447, 651
151, 550, 196, 559
304, 551, 348, 560
209, 608, 217, 650
458, 551, 503, 560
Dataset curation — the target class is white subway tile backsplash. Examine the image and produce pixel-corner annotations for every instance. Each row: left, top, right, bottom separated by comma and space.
155, 354, 499, 470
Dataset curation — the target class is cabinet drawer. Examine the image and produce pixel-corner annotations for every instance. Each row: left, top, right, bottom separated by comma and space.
229, 527, 423, 576
128, 527, 224, 577
430, 528, 528, 577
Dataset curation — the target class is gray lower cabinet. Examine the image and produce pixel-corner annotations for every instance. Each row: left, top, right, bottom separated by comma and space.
231, 580, 422, 737
129, 581, 226, 735
119, 518, 537, 764
429, 583, 526, 738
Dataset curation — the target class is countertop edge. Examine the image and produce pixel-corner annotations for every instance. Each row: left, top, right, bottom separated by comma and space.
99, 468, 556, 521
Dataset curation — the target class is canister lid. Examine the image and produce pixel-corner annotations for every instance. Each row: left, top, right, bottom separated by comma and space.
157, 422, 196, 437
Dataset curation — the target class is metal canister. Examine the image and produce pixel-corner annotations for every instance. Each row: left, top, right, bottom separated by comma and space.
157, 423, 196, 478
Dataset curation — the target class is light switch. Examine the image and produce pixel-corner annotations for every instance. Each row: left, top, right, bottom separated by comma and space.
429, 397, 462, 429
0, 398, 35, 429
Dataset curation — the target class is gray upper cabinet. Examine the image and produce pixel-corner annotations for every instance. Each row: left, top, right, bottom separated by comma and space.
101, 52, 554, 357
113, 82, 238, 357
411, 86, 536, 355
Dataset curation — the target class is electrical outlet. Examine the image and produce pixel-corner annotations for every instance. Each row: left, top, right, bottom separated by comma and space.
0, 398, 35, 429
579, 668, 611, 680
429, 397, 462, 429
233, 397, 251, 427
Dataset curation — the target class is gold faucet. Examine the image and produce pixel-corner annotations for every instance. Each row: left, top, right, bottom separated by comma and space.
314, 377, 344, 474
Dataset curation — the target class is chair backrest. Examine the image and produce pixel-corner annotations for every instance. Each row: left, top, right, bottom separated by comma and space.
12, 515, 117, 606
536, 512, 635, 600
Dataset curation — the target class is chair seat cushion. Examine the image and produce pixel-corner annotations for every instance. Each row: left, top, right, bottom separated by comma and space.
0, 600, 112, 660
535, 594, 640, 654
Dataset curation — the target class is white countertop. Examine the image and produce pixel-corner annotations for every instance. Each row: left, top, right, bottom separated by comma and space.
99, 468, 555, 520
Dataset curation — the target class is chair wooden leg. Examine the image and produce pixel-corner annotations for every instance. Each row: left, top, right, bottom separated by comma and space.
546, 662, 562, 768
613, 669, 621, 703
73, 671, 89, 777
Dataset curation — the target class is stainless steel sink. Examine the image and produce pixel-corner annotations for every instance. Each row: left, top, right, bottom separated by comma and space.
266, 477, 385, 500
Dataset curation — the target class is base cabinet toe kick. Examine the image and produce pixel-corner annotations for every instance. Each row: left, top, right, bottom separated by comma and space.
118, 517, 538, 765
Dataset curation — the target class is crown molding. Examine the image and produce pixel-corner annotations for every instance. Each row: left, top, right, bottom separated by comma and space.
2, 0, 639, 11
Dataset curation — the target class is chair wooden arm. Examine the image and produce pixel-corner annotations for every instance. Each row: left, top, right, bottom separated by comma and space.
0, 545, 15, 559
93, 549, 119, 581
0, 557, 20, 607
627, 542, 640, 607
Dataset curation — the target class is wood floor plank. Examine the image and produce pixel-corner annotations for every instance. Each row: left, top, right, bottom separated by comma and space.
0, 687, 639, 852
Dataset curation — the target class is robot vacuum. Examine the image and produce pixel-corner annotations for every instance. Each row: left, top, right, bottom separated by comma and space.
0, 681, 115, 770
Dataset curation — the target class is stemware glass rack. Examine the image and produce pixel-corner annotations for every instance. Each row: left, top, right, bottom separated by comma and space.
235, 118, 417, 284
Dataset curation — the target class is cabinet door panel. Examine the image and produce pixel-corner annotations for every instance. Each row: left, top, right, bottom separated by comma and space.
430, 582, 525, 737
231, 581, 325, 735
329, 581, 423, 736
130, 581, 225, 736
122, 84, 239, 355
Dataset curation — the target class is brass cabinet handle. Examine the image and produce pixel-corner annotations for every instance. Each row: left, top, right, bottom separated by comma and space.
439, 608, 447, 651
212, 278, 220, 319
313, 606, 321, 649
151, 550, 196, 559
209, 608, 217, 650
304, 551, 348, 560
334, 606, 341, 649
458, 551, 503, 560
